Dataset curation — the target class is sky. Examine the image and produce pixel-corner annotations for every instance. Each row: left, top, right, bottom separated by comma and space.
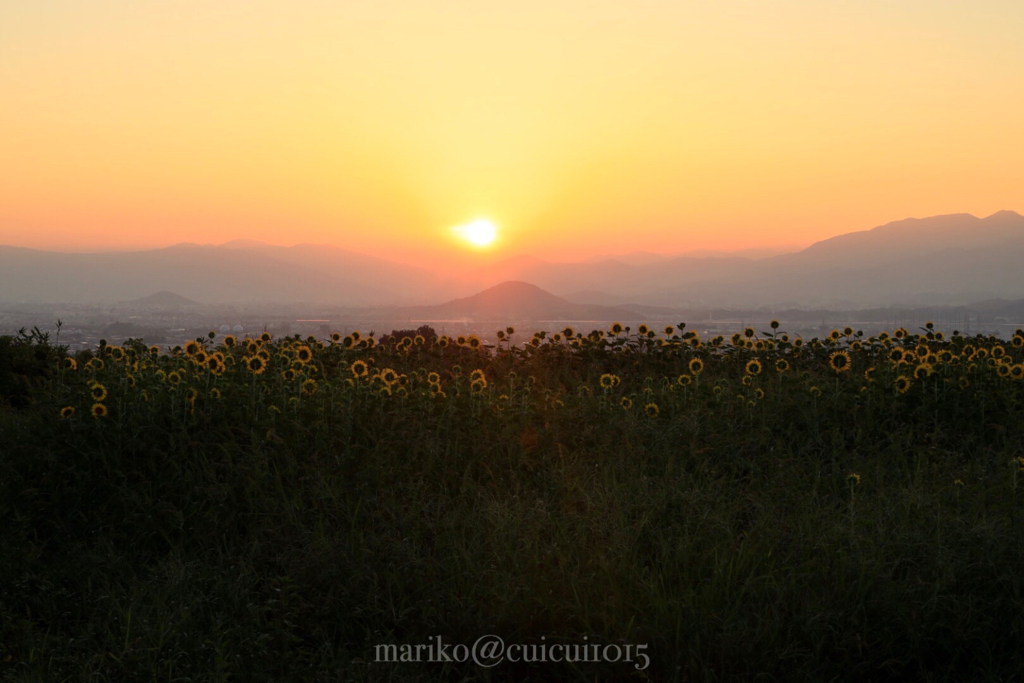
2, 0, 1022, 265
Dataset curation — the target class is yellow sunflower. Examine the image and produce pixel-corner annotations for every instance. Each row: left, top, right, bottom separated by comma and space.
246, 356, 267, 375
828, 350, 852, 373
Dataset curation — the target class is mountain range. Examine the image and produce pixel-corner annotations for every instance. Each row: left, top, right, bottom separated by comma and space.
2, 210, 1022, 309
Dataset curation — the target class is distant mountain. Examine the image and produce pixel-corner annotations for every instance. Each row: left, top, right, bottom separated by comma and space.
126, 291, 201, 307
3, 211, 1023, 309
406, 281, 644, 321
0, 241, 452, 306
462, 211, 1024, 308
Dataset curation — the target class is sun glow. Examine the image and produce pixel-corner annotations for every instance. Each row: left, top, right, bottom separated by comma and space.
453, 219, 498, 248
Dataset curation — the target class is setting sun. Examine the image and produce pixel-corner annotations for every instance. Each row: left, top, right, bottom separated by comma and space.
453, 219, 498, 248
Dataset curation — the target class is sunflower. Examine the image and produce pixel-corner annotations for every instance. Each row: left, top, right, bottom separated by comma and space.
889, 348, 905, 363
63, 357, 77, 370
938, 349, 954, 364
828, 329, 841, 341
296, 345, 312, 363
637, 324, 650, 336
745, 359, 762, 376
301, 378, 318, 395
754, 388, 765, 400
184, 340, 201, 357
60, 406, 76, 419
895, 375, 912, 394
348, 360, 368, 378
563, 326, 575, 338
864, 367, 876, 382
426, 372, 440, 385
206, 355, 224, 374
91, 403, 108, 418
470, 379, 487, 393
260, 332, 273, 343
958, 376, 970, 389
687, 358, 705, 375
282, 368, 296, 381
194, 350, 208, 366
380, 368, 399, 385
620, 396, 633, 410
246, 356, 267, 374
677, 374, 692, 387
775, 359, 789, 372
1010, 364, 1024, 380
609, 322, 624, 336
894, 328, 908, 339
913, 364, 933, 380
828, 350, 852, 373
644, 402, 659, 418
809, 386, 821, 397
210, 387, 222, 399
470, 369, 487, 384
90, 383, 108, 401
599, 373, 620, 390
414, 335, 425, 345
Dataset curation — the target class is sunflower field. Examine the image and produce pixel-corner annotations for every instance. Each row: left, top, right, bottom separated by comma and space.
3, 321, 1024, 681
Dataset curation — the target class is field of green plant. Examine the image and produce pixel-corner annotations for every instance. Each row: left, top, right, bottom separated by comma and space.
3, 321, 1024, 681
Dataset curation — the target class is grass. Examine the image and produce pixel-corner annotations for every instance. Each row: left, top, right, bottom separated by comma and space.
2, 323, 1024, 681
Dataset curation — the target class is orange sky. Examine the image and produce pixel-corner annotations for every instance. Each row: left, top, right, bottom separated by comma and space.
2, 1, 1022, 265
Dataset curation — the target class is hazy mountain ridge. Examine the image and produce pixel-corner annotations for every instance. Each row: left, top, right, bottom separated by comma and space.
396, 281, 645, 321
2, 211, 1022, 308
